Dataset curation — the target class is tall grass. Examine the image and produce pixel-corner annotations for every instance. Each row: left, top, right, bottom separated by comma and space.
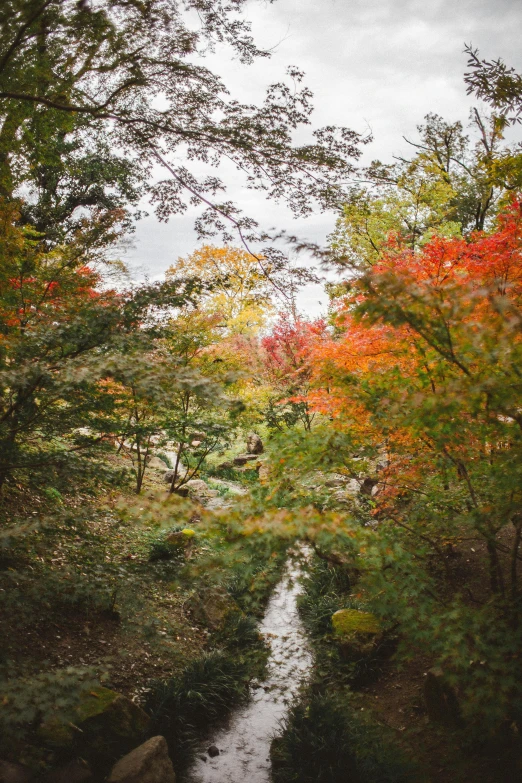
146, 651, 250, 769
271, 693, 416, 783
298, 556, 394, 685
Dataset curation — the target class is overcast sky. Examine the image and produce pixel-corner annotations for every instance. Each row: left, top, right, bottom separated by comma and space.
125, 0, 522, 316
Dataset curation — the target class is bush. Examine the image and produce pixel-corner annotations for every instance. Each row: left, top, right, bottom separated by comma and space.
271, 693, 416, 783
213, 610, 263, 649
298, 556, 395, 686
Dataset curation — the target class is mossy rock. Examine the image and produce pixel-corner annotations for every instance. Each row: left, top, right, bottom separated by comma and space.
332, 609, 381, 636
39, 687, 150, 757
165, 528, 196, 547
332, 609, 383, 663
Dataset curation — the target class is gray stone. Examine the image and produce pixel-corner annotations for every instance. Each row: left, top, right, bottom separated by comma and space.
246, 433, 264, 454
258, 462, 270, 483
107, 736, 175, 783
147, 456, 169, 470
163, 466, 187, 484
0, 761, 33, 783
207, 746, 219, 758
185, 479, 214, 495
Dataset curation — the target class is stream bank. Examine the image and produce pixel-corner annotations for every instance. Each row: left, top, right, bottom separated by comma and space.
183, 549, 313, 783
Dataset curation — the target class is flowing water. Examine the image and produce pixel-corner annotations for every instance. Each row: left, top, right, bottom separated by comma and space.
184, 550, 313, 783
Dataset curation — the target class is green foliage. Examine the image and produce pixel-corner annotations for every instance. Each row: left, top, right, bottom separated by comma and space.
329, 109, 522, 276
271, 693, 416, 783
0, 666, 101, 749
212, 610, 263, 650
148, 537, 187, 564
297, 555, 394, 687
298, 558, 353, 636
146, 650, 256, 770
218, 532, 288, 616
0, 0, 364, 248
358, 525, 522, 738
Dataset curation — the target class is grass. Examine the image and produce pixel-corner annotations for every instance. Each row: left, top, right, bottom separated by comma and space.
146, 640, 267, 772
204, 463, 260, 484
269, 554, 415, 783
298, 556, 395, 686
144, 530, 281, 772
271, 693, 417, 783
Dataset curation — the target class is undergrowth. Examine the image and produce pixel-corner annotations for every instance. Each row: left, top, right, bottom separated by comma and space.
270, 554, 414, 783
298, 556, 394, 686
146, 637, 268, 772
271, 693, 417, 783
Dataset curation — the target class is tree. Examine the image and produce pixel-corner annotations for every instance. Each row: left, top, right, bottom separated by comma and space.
261, 313, 327, 431
0, 199, 200, 492
304, 198, 522, 731
167, 246, 274, 337
329, 111, 522, 273
0, 0, 365, 252
464, 46, 522, 126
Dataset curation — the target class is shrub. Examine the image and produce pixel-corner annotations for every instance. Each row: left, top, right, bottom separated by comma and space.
271, 693, 416, 783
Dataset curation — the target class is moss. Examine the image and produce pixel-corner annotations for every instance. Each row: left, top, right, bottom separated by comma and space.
76, 687, 119, 722
38, 687, 150, 754
332, 609, 381, 637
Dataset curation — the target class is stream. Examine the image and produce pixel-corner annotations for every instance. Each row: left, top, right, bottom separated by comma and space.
184, 550, 313, 783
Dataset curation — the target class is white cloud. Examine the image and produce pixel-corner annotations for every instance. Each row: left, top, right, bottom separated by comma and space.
125, 0, 522, 316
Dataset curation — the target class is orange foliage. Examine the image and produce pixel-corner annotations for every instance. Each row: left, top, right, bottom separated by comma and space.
308, 198, 522, 501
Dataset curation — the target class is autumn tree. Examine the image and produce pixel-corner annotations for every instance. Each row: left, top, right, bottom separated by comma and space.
261, 313, 327, 431
167, 246, 275, 337
0, 199, 201, 493
329, 111, 522, 273
303, 197, 522, 732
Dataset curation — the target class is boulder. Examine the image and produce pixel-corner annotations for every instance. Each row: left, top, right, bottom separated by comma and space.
258, 462, 271, 484
39, 687, 150, 757
0, 761, 33, 783
165, 528, 195, 548
163, 467, 186, 485
246, 433, 264, 454
423, 667, 462, 728
217, 460, 234, 470
233, 454, 258, 466
185, 479, 217, 497
147, 456, 169, 470
107, 736, 175, 783
332, 609, 381, 635
332, 609, 382, 659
